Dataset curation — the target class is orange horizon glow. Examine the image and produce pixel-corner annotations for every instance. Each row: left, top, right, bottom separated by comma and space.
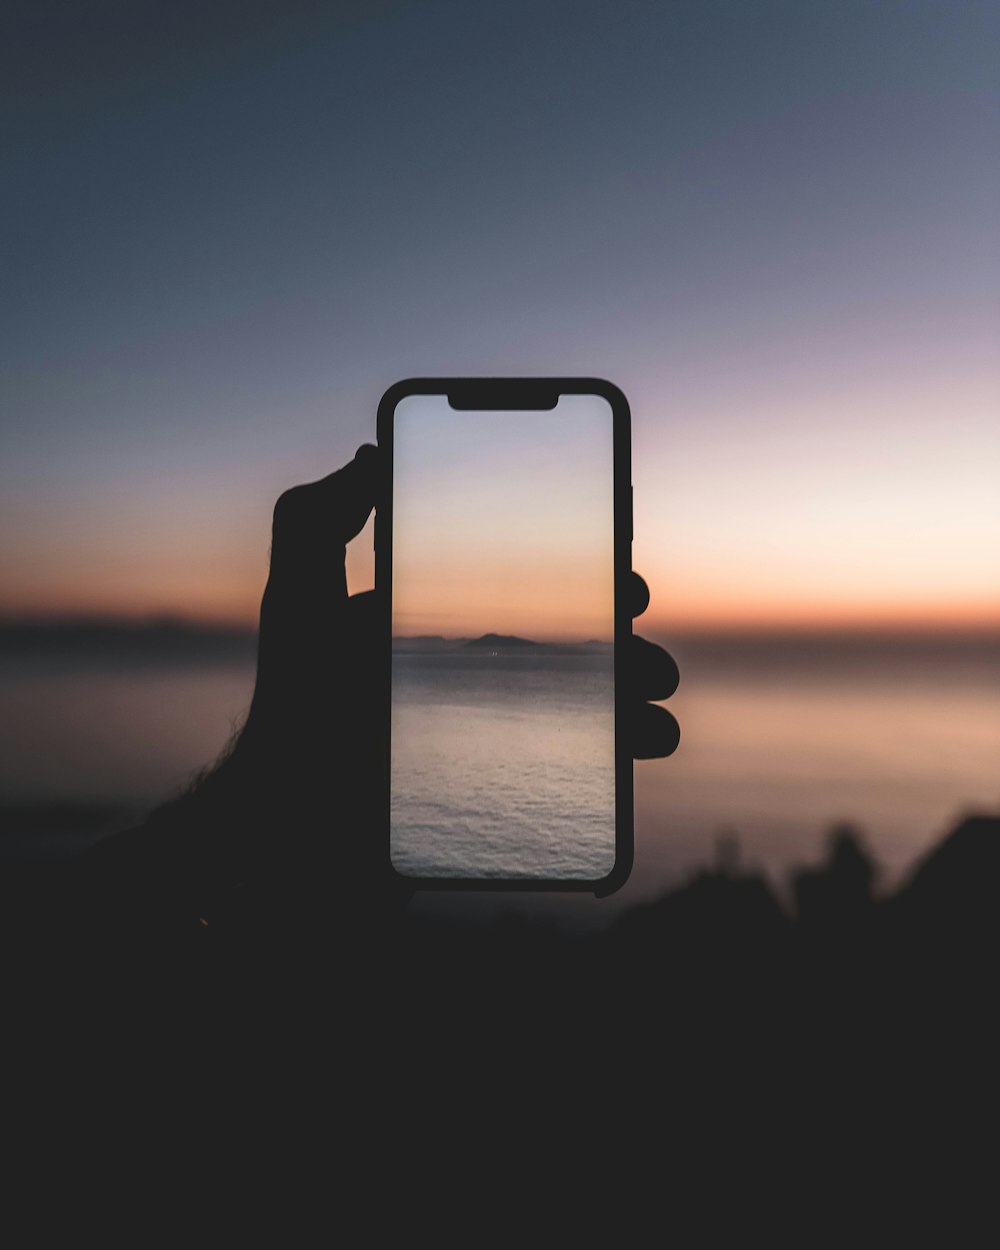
388, 564, 615, 643
388, 396, 618, 644
2, 593, 997, 639
2, 523, 996, 635
1, 524, 997, 636
644, 606, 1000, 637
639, 594, 1000, 635
0, 580, 263, 629
2, 374, 996, 638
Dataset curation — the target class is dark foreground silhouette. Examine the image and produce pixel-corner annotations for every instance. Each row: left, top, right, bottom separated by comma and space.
0, 446, 990, 1228
1, 811, 994, 1229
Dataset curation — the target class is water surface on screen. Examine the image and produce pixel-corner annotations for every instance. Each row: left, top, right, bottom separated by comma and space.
390, 394, 616, 879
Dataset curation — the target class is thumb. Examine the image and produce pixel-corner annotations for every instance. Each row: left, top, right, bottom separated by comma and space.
268, 444, 379, 585
249, 444, 379, 723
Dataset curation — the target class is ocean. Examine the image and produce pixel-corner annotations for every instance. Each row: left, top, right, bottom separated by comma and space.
1, 627, 997, 925
390, 641, 616, 881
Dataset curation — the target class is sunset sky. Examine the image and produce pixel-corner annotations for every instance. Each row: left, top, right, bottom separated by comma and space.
391, 395, 615, 640
3, 1, 997, 634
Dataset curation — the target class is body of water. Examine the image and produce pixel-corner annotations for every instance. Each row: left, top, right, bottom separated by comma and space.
0, 629, 997, 925
390, 644, 616, 881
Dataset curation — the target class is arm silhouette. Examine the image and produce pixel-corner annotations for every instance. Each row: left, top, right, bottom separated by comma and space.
81, 444, 679, 931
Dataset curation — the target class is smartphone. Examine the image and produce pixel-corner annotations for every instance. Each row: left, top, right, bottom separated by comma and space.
376, 378, 632, 895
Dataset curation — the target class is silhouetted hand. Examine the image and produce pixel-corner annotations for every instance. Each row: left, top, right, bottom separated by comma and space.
248, 440, 678, 746
236, 442, 679, 882
86, 443, 679, 933
231, 442, 395, 911
83, 446, 395, 931
628, 572, 681, 759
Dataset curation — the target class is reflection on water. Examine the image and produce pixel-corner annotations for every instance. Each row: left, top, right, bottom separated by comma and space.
628, 631, 1000, 905
390, 647, 616, 879
0, 630, 997, 910
0, 655, 255, 808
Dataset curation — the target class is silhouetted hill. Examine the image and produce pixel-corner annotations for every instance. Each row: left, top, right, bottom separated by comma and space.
461, 634, 611, 654
895, 812, 999, 905
0, 801, 137, 858
465, 633, 540, 648
0, 616, 256, 665
887, 812, 999, 954
1, 807, 995, 1208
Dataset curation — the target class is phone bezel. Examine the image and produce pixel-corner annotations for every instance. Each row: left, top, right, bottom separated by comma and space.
375, 377, 633, 897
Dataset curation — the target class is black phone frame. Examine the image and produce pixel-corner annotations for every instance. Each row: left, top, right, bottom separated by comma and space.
375, 377, 633, 897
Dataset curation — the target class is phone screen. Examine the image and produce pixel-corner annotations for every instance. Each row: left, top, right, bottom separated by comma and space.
380, 381, 630, 889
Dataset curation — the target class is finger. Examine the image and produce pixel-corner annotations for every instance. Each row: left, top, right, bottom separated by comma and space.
256, 444, 376, 669
630, 635, 680, 701
270, 443, 379, 571
314, 442, 379, 545
631, 702, 681, 759
628, 572, 650, 618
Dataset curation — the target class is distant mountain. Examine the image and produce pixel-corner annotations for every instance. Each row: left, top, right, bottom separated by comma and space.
0, 616, 256, 664
392, 633, 613, 655
391, 635, 468, 653
465, 633, 540, 649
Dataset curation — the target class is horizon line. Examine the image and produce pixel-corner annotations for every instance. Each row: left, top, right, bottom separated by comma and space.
1, 611, 998, 641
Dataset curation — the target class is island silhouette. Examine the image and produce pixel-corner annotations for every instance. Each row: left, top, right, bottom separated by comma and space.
393, 632, 612, 653
464, 633, 540, 648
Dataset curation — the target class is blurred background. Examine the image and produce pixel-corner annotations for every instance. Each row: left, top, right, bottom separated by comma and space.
2, 0, 997, 925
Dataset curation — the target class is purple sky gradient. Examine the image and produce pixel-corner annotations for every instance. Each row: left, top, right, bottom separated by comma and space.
3, 1, 997, 630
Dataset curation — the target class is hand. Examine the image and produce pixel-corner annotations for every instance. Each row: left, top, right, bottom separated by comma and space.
238, 444, 679, 881
628, 572, 681, 758
86, 443, 680, 932
247, 443, 679, 756
232, 443, 393, 910
83, 445, 394, 930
